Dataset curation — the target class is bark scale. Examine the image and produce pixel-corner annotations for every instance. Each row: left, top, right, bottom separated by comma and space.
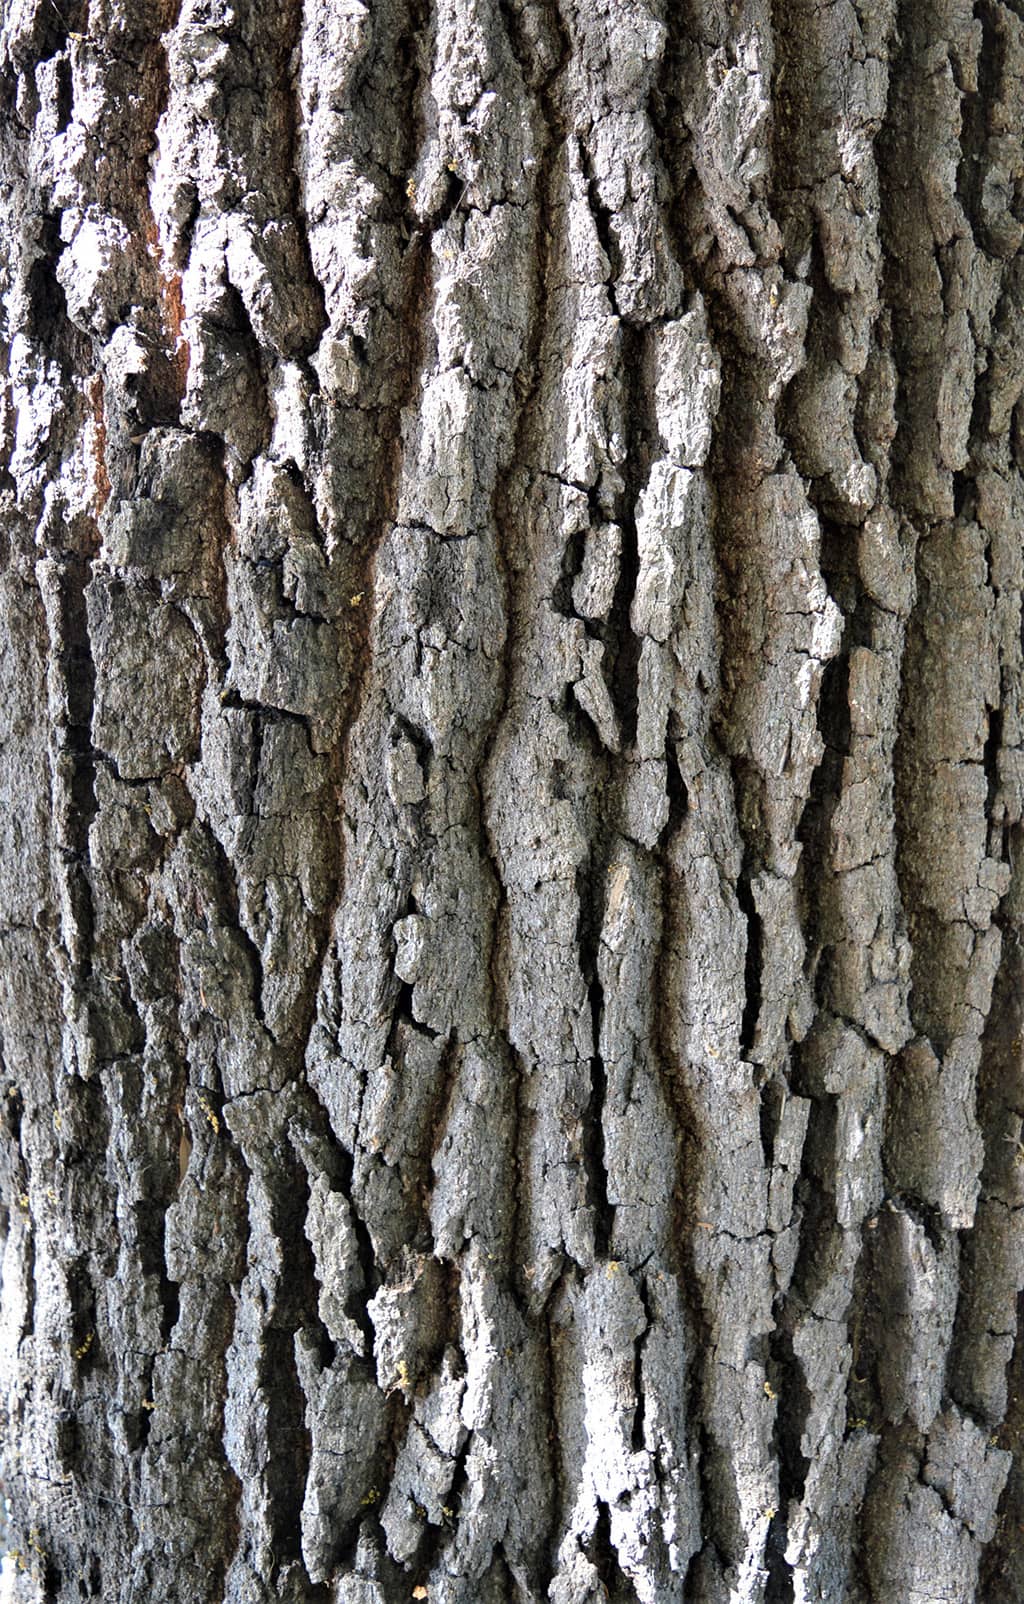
1, 0, 1023, 1600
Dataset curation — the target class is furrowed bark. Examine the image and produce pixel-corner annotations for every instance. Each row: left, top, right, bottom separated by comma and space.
1, 0, 1023, 1600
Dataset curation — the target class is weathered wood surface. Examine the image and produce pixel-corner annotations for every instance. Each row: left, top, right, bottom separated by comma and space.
1, 0, 1024, 1598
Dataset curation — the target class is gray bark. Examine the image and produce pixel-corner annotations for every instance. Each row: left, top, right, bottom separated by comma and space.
1, 0, 1023, 1599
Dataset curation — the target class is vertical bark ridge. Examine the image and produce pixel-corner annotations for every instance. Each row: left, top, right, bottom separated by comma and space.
755, 0, 908, 1597
657, 1, 844, 1594
939, 0, 1024, 1585
301, 1, 558, 1595
852, 0, 1024, 1597
481, 2, 715, 1595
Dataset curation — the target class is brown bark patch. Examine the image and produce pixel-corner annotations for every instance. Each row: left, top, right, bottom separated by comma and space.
87, 373, 110, 515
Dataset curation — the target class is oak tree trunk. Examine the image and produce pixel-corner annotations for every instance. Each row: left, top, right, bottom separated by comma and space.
2, 0, 1024, 1599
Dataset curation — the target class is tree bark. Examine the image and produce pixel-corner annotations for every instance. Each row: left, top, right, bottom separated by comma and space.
1, 0, 1023, 1598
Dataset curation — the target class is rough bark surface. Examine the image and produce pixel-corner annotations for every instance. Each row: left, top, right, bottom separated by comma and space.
1, 0, 1024, 1599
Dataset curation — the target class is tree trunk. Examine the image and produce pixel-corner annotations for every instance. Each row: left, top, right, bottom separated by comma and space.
1, 0, 1023, 1598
